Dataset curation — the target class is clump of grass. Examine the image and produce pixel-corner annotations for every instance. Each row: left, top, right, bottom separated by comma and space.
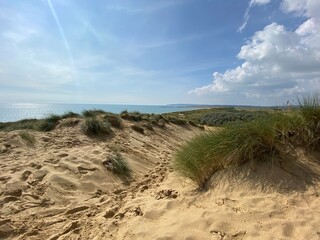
19, 131, 36, 146
104, 113, 123, 129
188, 120, 197, 127
38, 114, 62, 131
143, 122, 154, 131
174, 113, 304, 189
131, 124, 144, 134
82, 109, 106, 118
120, 111, 143, 122
298, 95, 320, 150
81, 118, 112, 136
168, 117, 187, 126
61, 111, 81, 119
103, 152, 131, 177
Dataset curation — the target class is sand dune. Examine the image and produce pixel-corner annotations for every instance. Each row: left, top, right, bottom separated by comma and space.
0, 118, 319, 239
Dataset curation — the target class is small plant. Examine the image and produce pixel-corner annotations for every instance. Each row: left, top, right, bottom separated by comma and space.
62, 111, 81, 119
104, 113, 123, 129
81, 118, 112, 136
38, 114, 61, 131
82, 109, 106, 118
120, 111, 143, 121
168, 117, 187, 126
103, 153, 131, 177
131, 124, 144, 134
143, 122, 154, 131
188, 121, 197, 127
19, 131, 36, 146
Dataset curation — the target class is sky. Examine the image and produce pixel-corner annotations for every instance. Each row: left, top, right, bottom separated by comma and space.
0, 0, 319, 106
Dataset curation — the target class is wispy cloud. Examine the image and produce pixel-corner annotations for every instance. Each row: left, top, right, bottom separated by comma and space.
238, 0, 272, 33
105, 0, 190, 14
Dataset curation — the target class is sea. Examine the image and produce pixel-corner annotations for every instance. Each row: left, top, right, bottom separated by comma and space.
0, 103, 198, 123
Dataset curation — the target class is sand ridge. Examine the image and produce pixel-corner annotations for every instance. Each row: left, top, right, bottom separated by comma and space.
0, 118, 320, 239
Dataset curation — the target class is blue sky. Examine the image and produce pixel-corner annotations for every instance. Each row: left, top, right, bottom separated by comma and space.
0, 0, 319, 105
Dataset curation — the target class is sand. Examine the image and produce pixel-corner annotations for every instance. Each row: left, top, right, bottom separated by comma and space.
0, 118, 320, 240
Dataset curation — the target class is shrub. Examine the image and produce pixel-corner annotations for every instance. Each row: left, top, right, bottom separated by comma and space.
103, 153, 131, 177
19, 131, 36, 146
38, 114, 61, 131
81, 118, 112, 136
131, 124, 144, 134
104, 113, 123, 129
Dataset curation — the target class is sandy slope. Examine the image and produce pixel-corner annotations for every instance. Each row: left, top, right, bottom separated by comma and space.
0, 118, 320, 240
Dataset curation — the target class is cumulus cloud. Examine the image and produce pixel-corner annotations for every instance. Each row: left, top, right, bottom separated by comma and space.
191, 0, 320, 104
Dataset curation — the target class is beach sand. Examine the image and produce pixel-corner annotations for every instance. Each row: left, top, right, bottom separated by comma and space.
0, 118, 319, 239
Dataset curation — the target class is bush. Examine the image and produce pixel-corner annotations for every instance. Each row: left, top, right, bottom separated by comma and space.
103, 153, 131, 177
81, 118, 112, 136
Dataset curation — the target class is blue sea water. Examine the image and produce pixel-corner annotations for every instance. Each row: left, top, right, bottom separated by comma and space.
0, 103, 197, 123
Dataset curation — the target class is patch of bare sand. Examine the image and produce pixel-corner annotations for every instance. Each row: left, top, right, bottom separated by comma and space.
1, 118, 320, 240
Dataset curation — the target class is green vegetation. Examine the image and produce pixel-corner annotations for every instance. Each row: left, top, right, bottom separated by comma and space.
19, 131, 36, 146
0, 119, 39, 131
131, 124, 144, 134
120, 110, 143, 121
199, 110, 269, 126
103, 152, 131, 177
174, 96, 320, 189
82, 109, 106, 118
81, 117, 112, 136
61, 111, 81, 118
168, 117, 188, 126
38, 114, 62, 131
104, 113, 123, 129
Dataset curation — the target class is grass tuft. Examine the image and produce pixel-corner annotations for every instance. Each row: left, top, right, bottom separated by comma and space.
104, 113, 123, 129
103, 153, 131, 177
131, 124, 144, 134
82, 109, 106, 118
81, 118, 112, 136
174, 109, 314, 189
19, 131, 36, 146
120, 111, 143, 121
38, 114, 62, 131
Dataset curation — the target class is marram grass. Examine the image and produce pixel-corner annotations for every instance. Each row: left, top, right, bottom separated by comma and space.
174, 97, 319, 189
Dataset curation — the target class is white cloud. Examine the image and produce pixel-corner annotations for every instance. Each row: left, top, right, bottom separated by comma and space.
281, 0, 320, 18
191, 0, 320, 105
251, 0, 272, 5
238, 0, 271, 32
